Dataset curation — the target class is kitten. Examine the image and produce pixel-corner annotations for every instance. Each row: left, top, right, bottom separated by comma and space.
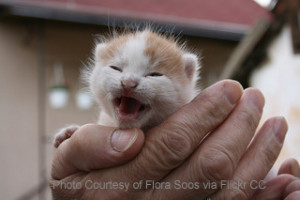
54, 30, 201, 148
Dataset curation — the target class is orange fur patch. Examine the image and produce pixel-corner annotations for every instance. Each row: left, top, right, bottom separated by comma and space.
144, 31, 188, 85
97, 30, 188, 85
97, 33, 132, 65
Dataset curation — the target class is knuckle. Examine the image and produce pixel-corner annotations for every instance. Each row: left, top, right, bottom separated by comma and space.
235, 109, 258, 131
126, 126, 193, 180
159, 127, 192, 166
72, 124, 94, 144
200, 97, 229, 127
200, 148, 235, 182
261, 144, 278, 167
77, 124, 93, 134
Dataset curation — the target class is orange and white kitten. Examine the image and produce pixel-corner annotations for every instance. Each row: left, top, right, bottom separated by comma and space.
54, 30, 201, 148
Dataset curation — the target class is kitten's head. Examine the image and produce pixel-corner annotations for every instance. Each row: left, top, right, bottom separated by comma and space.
89, 30, 200, 130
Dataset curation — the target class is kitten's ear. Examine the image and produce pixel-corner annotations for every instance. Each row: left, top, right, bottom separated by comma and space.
94, 43, 107, 61
182, 53, 201, 81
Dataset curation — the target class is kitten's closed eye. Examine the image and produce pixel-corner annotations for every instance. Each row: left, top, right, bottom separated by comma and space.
146, 72, 163, 77
110, 65, 122, 72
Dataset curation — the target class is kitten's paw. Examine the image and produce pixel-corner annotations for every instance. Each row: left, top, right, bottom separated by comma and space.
53, 125, 80, 148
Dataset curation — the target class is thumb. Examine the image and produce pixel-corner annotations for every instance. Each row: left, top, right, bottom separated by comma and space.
51, 124, 144, 180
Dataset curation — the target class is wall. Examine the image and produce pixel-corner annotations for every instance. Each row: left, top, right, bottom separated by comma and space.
0, 19, 39, 200
251, 26, 300, 168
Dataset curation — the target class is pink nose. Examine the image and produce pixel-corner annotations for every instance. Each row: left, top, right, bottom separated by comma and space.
121, 79, 138, 89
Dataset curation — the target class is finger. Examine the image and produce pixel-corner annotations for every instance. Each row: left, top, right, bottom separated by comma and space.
152, 88, 264, 199
198, 88, 264, 180
213, 116, 288, 199
51, 124, 144, 180
252, 174, 297, 199
279, 158, 300, 178
284, 180, 300, 198
285, 191, 300, 200
120, 80, 243, 183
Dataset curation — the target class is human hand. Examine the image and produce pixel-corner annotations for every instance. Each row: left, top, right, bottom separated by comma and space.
50, 80, 288, 199
252, 158, 300, 200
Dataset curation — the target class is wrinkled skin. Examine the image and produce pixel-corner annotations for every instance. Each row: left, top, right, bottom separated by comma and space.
50, 80, 299, 200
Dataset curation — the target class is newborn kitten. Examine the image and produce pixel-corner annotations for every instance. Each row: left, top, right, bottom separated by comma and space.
54, 30, 201, 148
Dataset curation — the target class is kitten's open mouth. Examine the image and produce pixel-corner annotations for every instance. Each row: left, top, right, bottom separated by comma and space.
114, 96, 150, 121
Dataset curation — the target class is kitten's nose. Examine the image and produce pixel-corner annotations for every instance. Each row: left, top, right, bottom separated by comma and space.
121, 79, 138, 89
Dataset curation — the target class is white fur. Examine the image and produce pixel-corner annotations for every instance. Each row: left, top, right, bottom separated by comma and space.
90, 31, 200, 131
182, 53, 201, 98
54, 30, 201, 147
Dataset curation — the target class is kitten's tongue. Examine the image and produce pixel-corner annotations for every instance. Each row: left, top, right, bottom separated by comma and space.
119, 97, 142, 115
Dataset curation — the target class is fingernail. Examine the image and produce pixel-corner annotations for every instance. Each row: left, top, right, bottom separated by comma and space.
273, 117, 288, 144
249, 89, 265, 111
111, 128, 138, 152
224, 81, 243, 105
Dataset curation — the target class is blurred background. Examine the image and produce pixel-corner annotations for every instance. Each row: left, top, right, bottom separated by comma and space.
0, 0, 299, 199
